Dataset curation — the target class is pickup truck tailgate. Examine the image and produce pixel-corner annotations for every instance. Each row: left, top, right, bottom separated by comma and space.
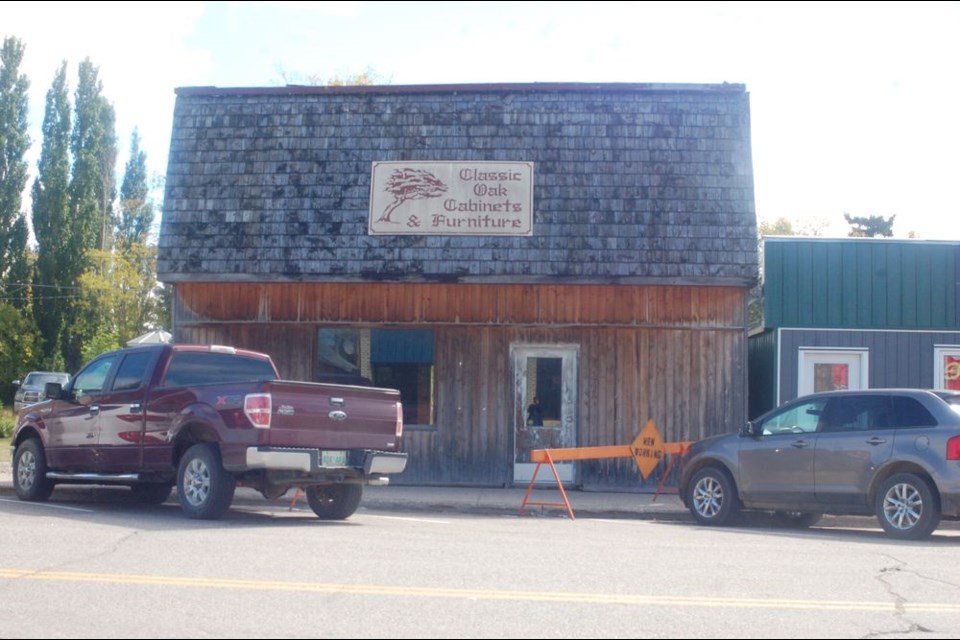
263, 380, 401, 451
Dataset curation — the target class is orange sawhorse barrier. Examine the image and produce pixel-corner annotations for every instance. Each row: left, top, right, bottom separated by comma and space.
518, 441, 690, 520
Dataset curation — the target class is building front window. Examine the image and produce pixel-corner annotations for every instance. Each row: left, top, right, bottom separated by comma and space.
934, 346, 960, 391
318, 327, 435, 427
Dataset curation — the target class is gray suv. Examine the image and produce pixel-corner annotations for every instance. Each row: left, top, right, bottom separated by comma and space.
680, 389, 960, 540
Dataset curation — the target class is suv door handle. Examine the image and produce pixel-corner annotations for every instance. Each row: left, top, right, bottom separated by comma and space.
791, 439, 811, 448
866, 437, 887, 445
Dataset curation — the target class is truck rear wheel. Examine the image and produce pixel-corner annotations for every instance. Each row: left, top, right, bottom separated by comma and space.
306, 483, 362, 520
177, 443, 235, 520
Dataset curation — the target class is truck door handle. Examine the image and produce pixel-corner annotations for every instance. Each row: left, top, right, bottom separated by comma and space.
89, 405, 100, 416
329, 410, 347, 421
866, 437, 887, 446
791, 439, 810, 448
130, 403, 142, 413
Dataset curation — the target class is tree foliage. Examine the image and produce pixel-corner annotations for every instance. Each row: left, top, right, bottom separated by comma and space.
844, 213, 895, 237
79, 245, 163, 350
277, 66, 389, 87
31, 61, 72, 365
117, 128, 153, 248
60, 58, 118, 370
0, 36, 32, 302
0, 300, 41, 405
70, 58, 117, 257
2, 43, 166, 374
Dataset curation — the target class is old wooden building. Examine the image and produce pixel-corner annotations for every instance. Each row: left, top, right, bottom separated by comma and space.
158, 82, 758, 489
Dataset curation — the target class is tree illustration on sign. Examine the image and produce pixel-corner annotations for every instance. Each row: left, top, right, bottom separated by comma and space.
377, 168, 448, 223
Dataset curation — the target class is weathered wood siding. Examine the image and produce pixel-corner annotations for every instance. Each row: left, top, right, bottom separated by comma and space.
174, 282, 744, 327
174, 282, 747, 488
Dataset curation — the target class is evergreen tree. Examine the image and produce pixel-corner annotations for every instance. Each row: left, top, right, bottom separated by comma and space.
31, 62, 72, 366
0, 36, 32, 305
117, 128, 153, 248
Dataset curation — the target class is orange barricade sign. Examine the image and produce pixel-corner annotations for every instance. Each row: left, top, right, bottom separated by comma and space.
520, 420, 690, 519
630, 419, 664, 480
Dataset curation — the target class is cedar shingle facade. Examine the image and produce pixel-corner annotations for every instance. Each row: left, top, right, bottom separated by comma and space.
159, 83, 758, 489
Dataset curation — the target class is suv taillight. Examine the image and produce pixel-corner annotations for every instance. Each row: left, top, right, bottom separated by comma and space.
947, 435, 960, 461
244, 393, 272, 429
395, 401, 404, 438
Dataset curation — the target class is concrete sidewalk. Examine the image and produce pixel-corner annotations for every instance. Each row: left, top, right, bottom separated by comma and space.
0, 459, 688, 520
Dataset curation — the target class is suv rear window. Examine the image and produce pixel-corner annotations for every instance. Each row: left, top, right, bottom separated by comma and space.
163, 352, 277, 387
893, 396, 938, 428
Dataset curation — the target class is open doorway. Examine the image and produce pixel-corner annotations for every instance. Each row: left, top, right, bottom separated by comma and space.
511, 344, 579, 484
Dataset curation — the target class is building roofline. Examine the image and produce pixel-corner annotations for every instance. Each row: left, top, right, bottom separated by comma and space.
762, 236, 959, 246
174, 81, 747, 98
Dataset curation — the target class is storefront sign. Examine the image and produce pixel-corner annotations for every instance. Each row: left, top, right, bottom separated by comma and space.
369, 161, 533, 235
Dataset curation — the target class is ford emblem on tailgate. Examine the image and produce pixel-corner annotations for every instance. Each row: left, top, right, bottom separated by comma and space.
329, 410, 347, 421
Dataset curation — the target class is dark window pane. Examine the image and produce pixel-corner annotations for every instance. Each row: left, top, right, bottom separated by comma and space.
893, 397, 937, 428
370, 329, 435, 426
164, 352, 276, 387
371, 329, 433, 363
112, 352, 153, 391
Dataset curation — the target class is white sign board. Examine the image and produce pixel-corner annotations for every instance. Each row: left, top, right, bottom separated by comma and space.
369, 161, 534, 235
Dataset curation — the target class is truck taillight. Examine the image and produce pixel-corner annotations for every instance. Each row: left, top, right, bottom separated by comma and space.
244, 393, 272, 429
395, 401, 404, 438
948, 435, 960, 461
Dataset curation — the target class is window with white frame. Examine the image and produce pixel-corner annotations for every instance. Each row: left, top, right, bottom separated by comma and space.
798, 349, 869, 397
934, 346, 960, 391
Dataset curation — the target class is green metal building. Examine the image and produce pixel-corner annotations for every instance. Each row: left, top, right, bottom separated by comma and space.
749, 237, 960, 418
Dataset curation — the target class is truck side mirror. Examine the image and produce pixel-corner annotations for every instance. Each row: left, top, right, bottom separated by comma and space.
44, 382, 62, 400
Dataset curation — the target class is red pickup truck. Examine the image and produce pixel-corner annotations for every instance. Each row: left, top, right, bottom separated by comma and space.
10, 343, 407, 520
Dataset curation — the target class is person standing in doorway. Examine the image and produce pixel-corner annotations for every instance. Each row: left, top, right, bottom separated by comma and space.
527, 396, 543, 426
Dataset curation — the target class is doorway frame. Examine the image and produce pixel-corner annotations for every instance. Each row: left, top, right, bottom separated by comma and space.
510, 343, 579, 485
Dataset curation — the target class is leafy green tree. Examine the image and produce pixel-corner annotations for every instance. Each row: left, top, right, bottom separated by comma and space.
117, 128, 153, 249
31, 62, 72, 366
0, 36, 32, 303
63, 58, 117, 370
70, 58, 117, 256
0, 300, 42, 406
844, 213, 895, 237
79, 245, 163, 349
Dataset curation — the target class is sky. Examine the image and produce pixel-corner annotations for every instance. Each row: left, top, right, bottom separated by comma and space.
5, 1, 960, 240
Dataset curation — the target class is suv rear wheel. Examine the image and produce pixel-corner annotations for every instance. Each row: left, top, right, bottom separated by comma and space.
875, 473, 940, 540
